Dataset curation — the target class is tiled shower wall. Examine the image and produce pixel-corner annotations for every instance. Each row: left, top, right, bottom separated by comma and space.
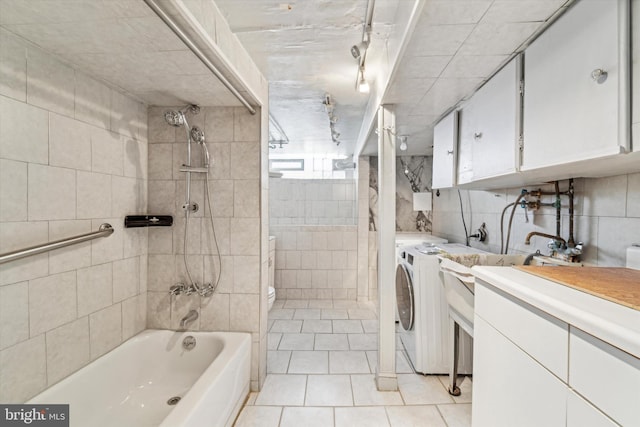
270, 225, 358, 300
432, 175, 640, 266
0, 29, 148, 402
269, 179, 356, 225
146, 106, 267, 390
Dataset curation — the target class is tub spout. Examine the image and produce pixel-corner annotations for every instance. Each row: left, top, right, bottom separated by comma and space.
180, 310, 198, 329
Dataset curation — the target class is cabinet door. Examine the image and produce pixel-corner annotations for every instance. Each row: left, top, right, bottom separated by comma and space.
472, 316, 567, 427
523, 0, 630, 170
633, 0, 639, 150
458, 57, 520, 184
567, 390, 619, 427
432, 110, 457, 189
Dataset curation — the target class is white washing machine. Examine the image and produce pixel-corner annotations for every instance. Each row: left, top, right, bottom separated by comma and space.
396, 243, 483, 375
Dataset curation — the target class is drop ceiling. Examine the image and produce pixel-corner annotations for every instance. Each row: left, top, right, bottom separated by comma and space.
0, 0, 250, 107
216, 0, 571, 158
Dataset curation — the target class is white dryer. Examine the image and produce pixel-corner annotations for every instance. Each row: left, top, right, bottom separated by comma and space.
396, 243, 484, 375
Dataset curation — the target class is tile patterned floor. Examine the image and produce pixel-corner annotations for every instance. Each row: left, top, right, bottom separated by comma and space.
235, 299, 472, 427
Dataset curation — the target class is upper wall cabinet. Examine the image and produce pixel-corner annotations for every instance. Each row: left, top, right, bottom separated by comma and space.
432, 110, 457, 189
633, 0, 639, 149
457, 56, 522, 185
522, 0, 631, 171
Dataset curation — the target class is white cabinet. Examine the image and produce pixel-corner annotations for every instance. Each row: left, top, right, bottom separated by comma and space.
474, 278, 639, 427
633, 0, 639, 150
457, 56, 521, 185
522, 0, 631, 170
473, 316, 567, 427
432, 110, 457, 189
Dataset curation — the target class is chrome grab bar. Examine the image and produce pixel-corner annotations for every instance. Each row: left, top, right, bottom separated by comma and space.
0, 223, 114, 265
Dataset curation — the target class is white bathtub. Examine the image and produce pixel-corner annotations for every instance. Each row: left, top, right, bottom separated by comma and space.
29, 330, 251, 427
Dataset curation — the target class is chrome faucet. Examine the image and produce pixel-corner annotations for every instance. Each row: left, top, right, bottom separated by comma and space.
180, 310, 198, 329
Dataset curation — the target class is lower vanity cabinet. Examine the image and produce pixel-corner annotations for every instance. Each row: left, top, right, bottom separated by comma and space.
473, 279, 636, 427
473, 316, 567, 427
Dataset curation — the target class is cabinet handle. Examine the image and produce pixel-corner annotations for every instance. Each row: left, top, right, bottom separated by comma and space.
447, 150, 454, 155
474, 132, 483, 140
591, 68, 608, 84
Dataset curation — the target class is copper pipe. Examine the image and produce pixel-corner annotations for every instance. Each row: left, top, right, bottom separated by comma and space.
525, 231, 566, 246
567, 178, 575, 247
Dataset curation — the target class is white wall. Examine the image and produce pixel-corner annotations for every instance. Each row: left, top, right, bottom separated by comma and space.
0, 29, 148, 402
269, 179, 356, 225
432, 176, 640, 266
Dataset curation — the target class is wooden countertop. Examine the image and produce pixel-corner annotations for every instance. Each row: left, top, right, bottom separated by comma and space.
515, 266, 640, 311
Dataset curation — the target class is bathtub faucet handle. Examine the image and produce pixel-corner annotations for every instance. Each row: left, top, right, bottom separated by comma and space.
198, 283, 215, 297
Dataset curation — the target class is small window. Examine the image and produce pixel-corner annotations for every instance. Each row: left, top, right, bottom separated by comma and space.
269, 159, 304, 171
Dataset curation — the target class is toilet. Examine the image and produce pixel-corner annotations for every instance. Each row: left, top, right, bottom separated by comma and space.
268, 286, 276, 311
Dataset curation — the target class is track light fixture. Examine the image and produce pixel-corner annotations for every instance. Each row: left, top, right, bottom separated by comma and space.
399, 135, 408, 151
323, 93, 341, 146
357, 67, 370, 93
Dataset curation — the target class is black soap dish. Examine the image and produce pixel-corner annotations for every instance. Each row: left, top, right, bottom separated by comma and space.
124, 215, 173, 228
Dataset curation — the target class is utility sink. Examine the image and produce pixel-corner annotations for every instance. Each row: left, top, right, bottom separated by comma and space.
438, 253, 526, 396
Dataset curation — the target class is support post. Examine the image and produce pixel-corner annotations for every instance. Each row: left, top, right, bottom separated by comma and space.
376, 105, 398, 391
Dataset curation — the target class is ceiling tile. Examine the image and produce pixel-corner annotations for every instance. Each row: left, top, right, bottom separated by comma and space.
394, 55, 452, 79
405, 24, 475, 56
482, 0, 569, 23
421, 1, 493, 25
440, 54, 510, 79
457, 22, 542, 55
385, 78, 436, 104
413, 78, 483, 115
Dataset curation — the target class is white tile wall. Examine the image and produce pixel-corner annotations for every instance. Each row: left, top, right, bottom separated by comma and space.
146, 106, 267, 391
432, 174, 640, 267
0, 29, 148, 403
271, 225, 359, 300
270, 179, 357, 226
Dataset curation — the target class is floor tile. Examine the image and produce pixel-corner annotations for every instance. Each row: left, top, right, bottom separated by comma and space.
308, 299, 334, 309
268, 319, 274, 330
279, 333, 315, 350
267, 350, 291, 373
272, 300, 285, 309
333, 320, 364, 333
302, 319, 333, 333
351, 374, 404, 406
288, 351, 329, 374
348, 308, 377, 320
437, 375, 472, 403
321, 309, 349, 319
315, 333, 349, 350
361, 319, 378, 333
397, 374, 454, 405
385, 405, 447, 427
348, 333, 378, 350
267, 333, 282, 350
255, 374, 307, 406
294, 308, 322, 319
234, 406, 282, 427
335, 407, 390, 427
305, 374, 353, 406
284, 299, 309, 308
437, 403, 472, 427
395, 351, 414, 374
280, 407, 334, 427
270, 319, 303, 333
333, 300, 360, 309
329, 351, 371, 374
269, 308, 295, 320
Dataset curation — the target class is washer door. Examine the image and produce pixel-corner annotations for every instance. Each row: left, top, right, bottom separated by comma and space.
395, 263, 414, 331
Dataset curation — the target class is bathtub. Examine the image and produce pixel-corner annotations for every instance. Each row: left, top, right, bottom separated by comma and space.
29, 330, 251, 427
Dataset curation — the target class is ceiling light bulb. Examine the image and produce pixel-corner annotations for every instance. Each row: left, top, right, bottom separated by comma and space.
358, 78, 370, 93
399, 136, 408, 151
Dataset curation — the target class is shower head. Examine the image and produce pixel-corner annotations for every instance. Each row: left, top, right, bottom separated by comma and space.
164, 110, 185, 127
190, 126, 205, 144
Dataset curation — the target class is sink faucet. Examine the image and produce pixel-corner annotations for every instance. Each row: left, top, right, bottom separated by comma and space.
180, 310, 198, 329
